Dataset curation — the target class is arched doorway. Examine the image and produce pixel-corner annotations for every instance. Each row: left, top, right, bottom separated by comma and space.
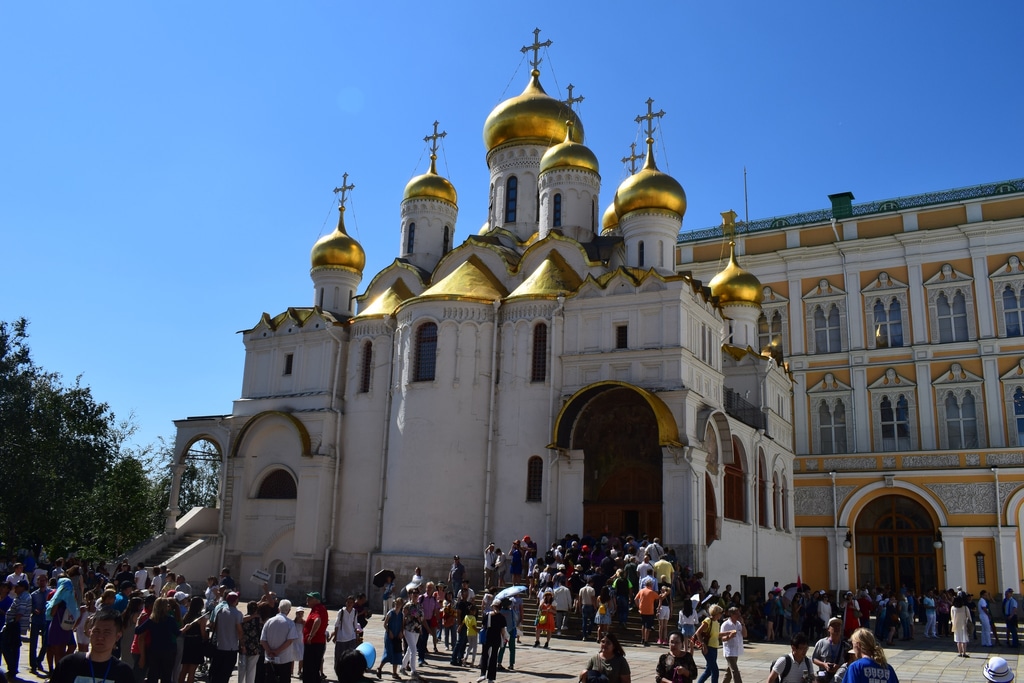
179, 438, 222, 510
573, 386, 663, 539
854, 494, 939, 592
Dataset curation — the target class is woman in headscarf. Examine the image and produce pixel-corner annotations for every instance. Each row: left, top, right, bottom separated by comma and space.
46, 576, 80, 670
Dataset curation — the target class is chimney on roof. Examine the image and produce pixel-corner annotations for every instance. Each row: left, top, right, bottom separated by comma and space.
828, 192, 855, 220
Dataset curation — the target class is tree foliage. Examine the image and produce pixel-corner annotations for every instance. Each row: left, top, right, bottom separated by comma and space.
0, 318, 166, 560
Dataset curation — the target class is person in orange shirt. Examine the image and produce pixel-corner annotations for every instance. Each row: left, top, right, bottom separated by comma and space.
635, 583, 659, 647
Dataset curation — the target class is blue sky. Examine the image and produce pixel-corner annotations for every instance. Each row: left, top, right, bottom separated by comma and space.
2, 2, 1022, 451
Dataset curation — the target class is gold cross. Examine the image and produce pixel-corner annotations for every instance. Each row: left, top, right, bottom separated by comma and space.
621, 142, 644, 175
332, 172, 355, 208
521, 28, 552, 72
635, 97, 666, 140
423, 120, 447, 158
562, 84, 584, 111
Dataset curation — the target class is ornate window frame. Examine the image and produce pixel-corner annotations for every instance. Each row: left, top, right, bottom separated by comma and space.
1001, 359, 1024, 447
868, 368, 918, 452
808, 372, 852, 455
758, 286, 789, 357
991, 256, 1024, 338
933, 363, 986, 449
803, 279, 848, 355
862, 272, 909, 349
924, 264, 976, 343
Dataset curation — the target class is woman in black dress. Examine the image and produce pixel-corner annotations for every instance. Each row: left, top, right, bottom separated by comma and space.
178, 597, 208, 683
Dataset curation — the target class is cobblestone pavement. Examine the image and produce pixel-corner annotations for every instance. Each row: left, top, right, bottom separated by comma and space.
14, 616, 1023, 683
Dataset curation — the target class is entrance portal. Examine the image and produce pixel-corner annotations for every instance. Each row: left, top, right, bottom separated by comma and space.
573, 387, 663, 539
854, 494, 939, 592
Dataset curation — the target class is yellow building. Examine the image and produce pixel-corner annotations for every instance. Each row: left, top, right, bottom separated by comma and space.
681, 179, 1024, 595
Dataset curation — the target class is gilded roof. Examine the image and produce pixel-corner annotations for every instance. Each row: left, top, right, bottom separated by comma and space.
417, 254, 509, 302
508, 250, 583, 299
355, 278, 415, 318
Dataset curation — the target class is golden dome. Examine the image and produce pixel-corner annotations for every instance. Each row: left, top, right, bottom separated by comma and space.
483, 70, 584, 152
402, 155, 457, 205
539, 122, 599, 175
310, 205, 366, 273
613, 138, 686, 219
709, 242, 763, 305
601, 201, 619, 234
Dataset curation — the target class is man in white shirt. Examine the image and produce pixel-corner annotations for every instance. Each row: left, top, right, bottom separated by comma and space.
645, 538, 664, 563
261, 599, 299, 682
331, 595, 362, 662
720, 606, 747, 683
552, 580, 572, 634
5, 563, 28, 587
134, 563, 149, 591
483, 544, 497, 588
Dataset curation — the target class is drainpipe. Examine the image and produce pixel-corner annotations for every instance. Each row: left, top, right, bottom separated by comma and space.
830, 470, 839, 592
374, 316, 398, 551
482, 300, 502, 548
545, 295, 565, 547
321, 326, 346, 598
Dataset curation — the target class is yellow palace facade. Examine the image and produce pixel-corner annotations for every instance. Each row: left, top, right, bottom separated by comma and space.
682, 179, 1024, 596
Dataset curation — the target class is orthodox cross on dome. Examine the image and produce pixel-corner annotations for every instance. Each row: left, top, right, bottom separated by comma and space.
521, 28, 552, 72
635, 97, 666, 141
621, 142, 644, 175
562, 84, 584, 112
423, 120, 447, 159
332, 172, 355, 209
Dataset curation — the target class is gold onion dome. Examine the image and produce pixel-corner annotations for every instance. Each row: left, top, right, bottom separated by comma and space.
709, 241, 763, 305
483, 70, 584, 152
601, 201, 619, 234
310, 205, 366, 273
540, 122, 599, 175
613, 138, 687, 219
402, 155, 457, 205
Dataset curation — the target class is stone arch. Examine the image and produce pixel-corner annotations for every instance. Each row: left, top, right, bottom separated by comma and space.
838, 480, 948, 528
551, 380, 681, 449
697, 409, 734, 473
231, 411, 312, 459
250, 465, 299, 499
177, 434, 224, 464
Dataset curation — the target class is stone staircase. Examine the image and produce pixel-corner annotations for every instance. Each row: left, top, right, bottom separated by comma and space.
142, 534, 203, 567
482, 590, 654, 646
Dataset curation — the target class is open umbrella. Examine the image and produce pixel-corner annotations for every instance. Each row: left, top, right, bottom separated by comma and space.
494, 585, 527, 602
372, 569, 395, 588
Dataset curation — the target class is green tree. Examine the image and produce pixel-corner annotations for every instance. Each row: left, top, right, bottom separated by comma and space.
0, 318, 165, 559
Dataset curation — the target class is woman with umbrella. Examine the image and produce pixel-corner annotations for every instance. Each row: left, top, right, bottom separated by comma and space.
374, 570, 396, 616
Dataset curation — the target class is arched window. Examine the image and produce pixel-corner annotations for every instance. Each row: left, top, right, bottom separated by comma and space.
526, 456, 543, 501
781, 475, 789, 531
530, 322, 548, 383
880, 394, 912, 451
814, 304, 842, 353
271, 560, 287, 586
758, 452, 768, 528
724, 439, 745, 522
1015, 387, 1024, 445
758, 310, 783, 354
818, 399, 848, 455
406, 222, 416, 254
443, 225, 451, 253
873, 298, 904, 348
505, 176, 518, 223
937, 291, 969, 342
658, 240, 664, 268
413, 322, 438, 382
257, 470, 297, 499
705, 473, 719, 545
638, 241, 645, 268
359, 340, 372, 394
1003, 285, 1023, 337
772, 472, 782, 530
945, 391, 978, 449
553, 193, 562, 227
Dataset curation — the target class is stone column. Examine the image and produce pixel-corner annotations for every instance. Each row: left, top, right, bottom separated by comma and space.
165, 462, 186, 533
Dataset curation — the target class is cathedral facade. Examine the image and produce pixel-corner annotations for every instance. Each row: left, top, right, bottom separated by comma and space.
162, 36, 797, 601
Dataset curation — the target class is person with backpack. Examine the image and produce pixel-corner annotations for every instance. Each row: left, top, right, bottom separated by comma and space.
766, 632, 813, 683
843, 628, 899, 683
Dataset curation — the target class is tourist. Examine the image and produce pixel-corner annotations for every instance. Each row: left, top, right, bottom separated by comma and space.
376, 596, 404, 680
579, 633, 631, 683
209, 593, 243, 683
483, 545, 497, 589
29, 574, 49, 676
657, 585, 673, 645
922, 589, 937, 638
238, 601, 262, 683
678, 597, 699, 654
476, 600, 508, 683
533, 592, 556, 648
134, 597, 181, 683
655, 631, 697, 683
980, 590, 997, 647
634, 581, 658, 647
462, 603, 479, 667
496, 599, 516, 672
494, 549, 506, 587
51, 608, 134, 683
812, 617, 844, 681
302, 591, 328, 683
260, 599, 299, 683
767, 632, 813, 683
595, 586, 613, 643
1005, 589, 1020, 648
401, 587, 423, 678
448, 556, 465, 589
553, 577, 573, 634
695, 604, 723, 683
843, 628, 898, 683
178, 597, 207, 683
509, 541, 523, 586
578, 577, 597, 641
76, 590, 98, 652
952, 593, 972, 657
417, 582, 439, 659
2, 579, 31, 678
719, 605, 746, 683
46, 576, 80, 671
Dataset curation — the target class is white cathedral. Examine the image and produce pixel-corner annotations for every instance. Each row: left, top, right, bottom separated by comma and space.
159, 33, 798, 601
